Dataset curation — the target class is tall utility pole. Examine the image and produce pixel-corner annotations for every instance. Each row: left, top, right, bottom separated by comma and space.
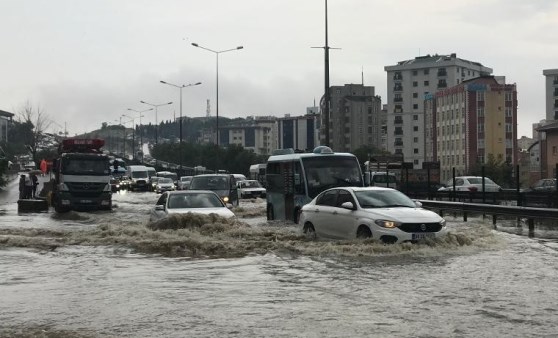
312, 0, 339, 147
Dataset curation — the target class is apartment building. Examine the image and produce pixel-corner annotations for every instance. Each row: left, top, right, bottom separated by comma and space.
543, 69, 558, 121
0, 110, 14, 142
277, 114, 319, 152
385, 53, 493, 168
322, 83, 382, 152
219, 116, 277, 155
424, 76, 518, 182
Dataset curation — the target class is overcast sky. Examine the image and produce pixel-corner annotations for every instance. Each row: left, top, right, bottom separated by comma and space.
1, 0, 557, 138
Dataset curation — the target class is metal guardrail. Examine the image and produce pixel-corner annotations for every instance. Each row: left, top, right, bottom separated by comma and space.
418, 199, 558, 237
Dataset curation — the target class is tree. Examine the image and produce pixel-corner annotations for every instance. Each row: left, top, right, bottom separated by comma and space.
17, 101, 52, 165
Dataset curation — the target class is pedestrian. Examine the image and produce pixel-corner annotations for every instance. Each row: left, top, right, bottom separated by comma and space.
19, 174, 26, 199
31, 173, 39, 198
24, 174, 33, 199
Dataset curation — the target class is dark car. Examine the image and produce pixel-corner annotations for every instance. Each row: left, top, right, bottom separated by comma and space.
110, 177, 121, 192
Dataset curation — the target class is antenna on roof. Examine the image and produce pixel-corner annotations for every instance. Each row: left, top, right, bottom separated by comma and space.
361, 66, 364, 86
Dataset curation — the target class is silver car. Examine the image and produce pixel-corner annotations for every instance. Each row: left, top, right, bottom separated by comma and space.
438, 176, 502, 192
150, 190, 235, 222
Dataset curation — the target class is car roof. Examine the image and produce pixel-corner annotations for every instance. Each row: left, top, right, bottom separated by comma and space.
192, 174, 230, 178
165, 190, 217, 195
323, 186, 394, 193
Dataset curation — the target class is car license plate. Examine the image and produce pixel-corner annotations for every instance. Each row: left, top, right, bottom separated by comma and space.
80, 199, 92, 204
412, 233, 435, 240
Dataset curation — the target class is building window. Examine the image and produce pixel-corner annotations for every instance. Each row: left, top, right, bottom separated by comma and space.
414, 148, 419, 154
413, 115, 418, 120
424, 80, 429, 86
506, 123, 512, 132
413, 81, 418, 87
413, 104, 418, 109
414, 137, 418, 143
477, 91, 484, 101
412, 70, 418, 76
424, 69, 429, 75
414, 159, 419, 165
477, 107, 484, 117
505, 92, 512, 101
413, 92, 418, 98
413, 126, 419, 132
505, 107, 512, 117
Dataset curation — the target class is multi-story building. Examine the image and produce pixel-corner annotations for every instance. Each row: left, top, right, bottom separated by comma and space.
277, 114, 319, 151
543, 69, 558, 121
385, 53, 493, 168
219, 116, 277, 155
0, 110, 14, 143
424, 76, 518, 182
321, 83, 382, 152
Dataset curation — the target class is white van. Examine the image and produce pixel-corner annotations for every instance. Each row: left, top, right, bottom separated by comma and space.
364, 171, 398, 190
126, 165, 149, 191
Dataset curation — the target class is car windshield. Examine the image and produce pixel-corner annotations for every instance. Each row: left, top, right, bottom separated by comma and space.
61, 157, 109, 175
159, 178, 172, 184
167, 193, 225, 209
242, 181, 261, 188
354, 189, 416, 208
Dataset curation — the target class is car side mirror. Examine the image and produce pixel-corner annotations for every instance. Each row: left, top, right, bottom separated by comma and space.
155, 205, 165, 211
341, 201, 355, 210
414, 200, 423, 208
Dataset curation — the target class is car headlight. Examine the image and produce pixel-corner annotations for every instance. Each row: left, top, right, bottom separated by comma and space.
375, 219, 400, 228
440, 218, 447, 227
223, 196, 230, 203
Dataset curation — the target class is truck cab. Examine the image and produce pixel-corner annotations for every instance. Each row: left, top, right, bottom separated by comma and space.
51, 139, 112, 212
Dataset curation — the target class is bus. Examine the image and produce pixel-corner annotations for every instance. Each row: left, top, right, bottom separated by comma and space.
265, 146, 363, 223
249, 163, 266, 187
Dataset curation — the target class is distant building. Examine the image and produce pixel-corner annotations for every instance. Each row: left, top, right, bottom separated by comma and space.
536, 121, 558, 179
424, 76, 518, 182
219, 116, 277, 155
277, 114, 319, 151
0, 109, 14, 142
385, 53, 493, 168
543, 69, 558, 121
321, 83, 383, 152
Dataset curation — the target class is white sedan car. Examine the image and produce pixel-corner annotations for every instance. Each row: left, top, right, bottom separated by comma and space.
299, 187, 447, 244
154, 177, 175, 194
437, 176, 502, 192
150, 190, 235, 222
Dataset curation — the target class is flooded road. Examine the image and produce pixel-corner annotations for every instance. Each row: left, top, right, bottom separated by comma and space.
1, 177, 558, 337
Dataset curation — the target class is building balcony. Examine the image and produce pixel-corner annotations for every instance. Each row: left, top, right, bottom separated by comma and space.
394, 141, 403, 146
394, 119, 403, 124
394, 131, 403, 136
393, 86, 403, 92
393, 75, 403, 80
437, 70, 447, 77
437, 82, 447, 88
394, 97, 403, 102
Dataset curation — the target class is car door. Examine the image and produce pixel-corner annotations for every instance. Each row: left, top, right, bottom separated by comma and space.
150, 192, 168, 221
328, 189, 358, 239
311, 189, 339, 238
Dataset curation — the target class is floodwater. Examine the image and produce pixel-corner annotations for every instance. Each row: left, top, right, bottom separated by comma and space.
1, 177, 558, 337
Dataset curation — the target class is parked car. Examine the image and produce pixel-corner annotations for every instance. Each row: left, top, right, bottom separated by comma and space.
525, 178, 557, 192
299, 187, 447, 244
437, 176, 502, 192
149, 190, 235, 222
237, 179, 266, 199
177, 176, 193, 190
155, 177, 175, 194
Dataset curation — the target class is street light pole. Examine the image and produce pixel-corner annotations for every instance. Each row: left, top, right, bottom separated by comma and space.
191, 42, 243, 146
160, 81, 201, 173
122, 114, 143, 161
140, 101, 173, 145
127, 108, 153, 162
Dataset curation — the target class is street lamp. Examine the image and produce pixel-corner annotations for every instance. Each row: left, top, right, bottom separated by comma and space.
139, 101, 173, 145
159, 81, 201, 166
122, 114, 143, 160
191, 42, 243, 146
127, 107, 153, 161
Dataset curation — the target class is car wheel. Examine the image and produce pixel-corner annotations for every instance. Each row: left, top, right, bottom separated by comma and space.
266, 204, 274, 220
356, 226, 372, 239
303, 222, 316, 240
